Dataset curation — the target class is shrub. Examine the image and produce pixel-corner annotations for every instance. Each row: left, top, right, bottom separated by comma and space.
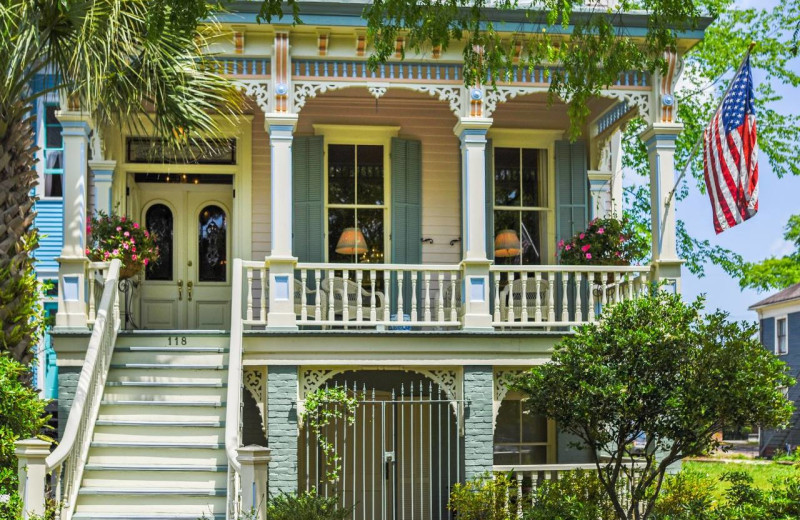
524, 469, 617, 520
448, 472, 515, 520
266, 490, 352, 520
652, 470, 718, 520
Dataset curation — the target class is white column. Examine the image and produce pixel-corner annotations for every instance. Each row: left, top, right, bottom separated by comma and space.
15, 438, 51, 519
609, 130, 624, 217
455, 117, 493, 330
237, 445, 271, 519
640, 123, 684, 291
266, 114, 298, 329
88, 159, 116, 216
55, 111, 91, 328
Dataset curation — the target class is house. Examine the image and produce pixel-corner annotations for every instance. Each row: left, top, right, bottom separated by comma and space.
750, 282, 800, 457
15, 2, 709, 519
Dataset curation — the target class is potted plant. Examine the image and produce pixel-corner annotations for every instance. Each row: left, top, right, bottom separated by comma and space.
86, 211, 159, 279
558, 216, 647, 267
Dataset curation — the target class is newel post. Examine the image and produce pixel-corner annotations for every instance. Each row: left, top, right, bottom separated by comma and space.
237, 445, 271, 519
15, 438, 51, 519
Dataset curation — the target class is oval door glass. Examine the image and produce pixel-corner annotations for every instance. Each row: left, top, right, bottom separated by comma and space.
198, 205, 227, 282
145, 203, 173, 281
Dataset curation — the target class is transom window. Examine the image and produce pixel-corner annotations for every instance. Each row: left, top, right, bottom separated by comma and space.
43, 105, 63, 198
493, 399, 551, 465
327, 144, 386, 263
493, 147, 547, 265
776, 317, 788, 355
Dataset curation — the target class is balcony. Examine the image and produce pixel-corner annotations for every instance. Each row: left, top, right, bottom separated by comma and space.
238, 260, 651, 332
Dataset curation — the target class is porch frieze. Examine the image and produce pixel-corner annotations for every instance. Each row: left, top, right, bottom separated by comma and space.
236, 80, 271, 117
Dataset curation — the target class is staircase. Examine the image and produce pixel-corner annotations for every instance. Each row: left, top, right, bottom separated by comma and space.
72, 333, 230, 520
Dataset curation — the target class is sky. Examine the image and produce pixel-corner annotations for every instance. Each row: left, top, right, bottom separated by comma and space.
658, 0, 800, 322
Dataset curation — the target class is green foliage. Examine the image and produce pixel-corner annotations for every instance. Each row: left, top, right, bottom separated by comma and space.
301, 386, 359, 484
87, 211, 159, 278
0, 356, 50, 520
739, 214, 800, 292
559, 217, 648, 266
266, 490, 352, 520
448, 472, 515, 520
651, 470, 718, 520
524, 469, 617, 520
771, 446, 800, 462
511, 290, 795, 519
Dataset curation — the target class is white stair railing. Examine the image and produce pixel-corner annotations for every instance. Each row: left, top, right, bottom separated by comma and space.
46, 258, 121, 520
225, 258, 245, 518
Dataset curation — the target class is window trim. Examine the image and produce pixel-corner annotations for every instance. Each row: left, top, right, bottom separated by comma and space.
314, 125, 400, 263
493, 396, 557, 465
41, 102, 64, 200
775, 315, 789, 356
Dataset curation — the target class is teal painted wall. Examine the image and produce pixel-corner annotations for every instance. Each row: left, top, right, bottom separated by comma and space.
268, 365, 299, 494
463, 366, 494, 479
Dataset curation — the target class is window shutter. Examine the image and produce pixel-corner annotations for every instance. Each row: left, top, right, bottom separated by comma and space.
292, 135, 324, 262
391, 138, 422, 264
485, 139, 494, 261
555, 140, 588, 246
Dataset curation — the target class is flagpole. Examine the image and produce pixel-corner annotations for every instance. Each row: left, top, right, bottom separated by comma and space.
659, 41, 756, 234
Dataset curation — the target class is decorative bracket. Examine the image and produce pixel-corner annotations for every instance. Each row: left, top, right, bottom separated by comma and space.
407, 85, 464, 118
243, 367, 267, 435
600, 90, 653, 126
293, 81, 348, 112
493, 368, 527, 430
484, 85, 549, 118
236, 80, 270, 117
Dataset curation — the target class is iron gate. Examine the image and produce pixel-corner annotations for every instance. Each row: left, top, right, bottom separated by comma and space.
299, 381, 464, 520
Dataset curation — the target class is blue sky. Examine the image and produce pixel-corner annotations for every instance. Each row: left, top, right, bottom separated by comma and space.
672, 0, 800, 322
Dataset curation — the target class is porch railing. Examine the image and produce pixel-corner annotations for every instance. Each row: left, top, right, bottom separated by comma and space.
237, 260, 652, 331
46, 259, 121, 520
87, 261, 111, 326
225, 258, 246, 518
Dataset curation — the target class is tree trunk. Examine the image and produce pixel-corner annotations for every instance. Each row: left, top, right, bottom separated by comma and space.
0, 100, 41, 365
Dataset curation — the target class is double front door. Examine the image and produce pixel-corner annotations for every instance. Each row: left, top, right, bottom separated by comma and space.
138, 183, 233, 330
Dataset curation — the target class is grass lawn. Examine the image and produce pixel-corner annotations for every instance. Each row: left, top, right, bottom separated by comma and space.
683, 460, 800, 498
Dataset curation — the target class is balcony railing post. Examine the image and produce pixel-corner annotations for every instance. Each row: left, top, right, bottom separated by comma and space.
266, 257, 298, 329
461, 260, 493, 330
15, 438, 51, 518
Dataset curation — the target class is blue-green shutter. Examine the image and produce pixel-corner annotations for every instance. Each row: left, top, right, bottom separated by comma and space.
555, 140, 588, 245
485, 139, 494, 261
292, 135, 324, 262
391, 138, 422, 264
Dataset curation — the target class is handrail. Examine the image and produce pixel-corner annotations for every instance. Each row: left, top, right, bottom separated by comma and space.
489, 265, 650, 273
225, 258, 245, 518
46, 258, 121, 520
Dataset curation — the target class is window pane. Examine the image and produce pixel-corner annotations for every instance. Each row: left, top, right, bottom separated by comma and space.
493, 445, 520, 466
521, 211, 543, 265
45, 150, 62, 170
44, 174, 63, 198
46, 126, 62, 149
521, 413, 548, 443
357, 145, 384, 205
328, 144, 355, 204
494, 400, 521, 443
358, 208, 385, 263
495, 147, 520, 206
522, 149, 542, 206
329, 207, 356, 262
520, 445, 548, 465
45, 105, 59, 126
198, 205, 227, 282
145, 204, 173, 281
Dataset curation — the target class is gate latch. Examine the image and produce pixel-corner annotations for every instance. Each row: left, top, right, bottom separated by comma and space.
384, 451, 395, 480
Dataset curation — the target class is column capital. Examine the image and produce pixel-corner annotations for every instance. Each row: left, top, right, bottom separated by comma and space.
56, 111, 93, 135
639, 123, 684, 149
15, 438, 51, 460
236, 445, 272, 465
454, 117, 492, 138
265, 113, 298, 135
88, 159, 116, 175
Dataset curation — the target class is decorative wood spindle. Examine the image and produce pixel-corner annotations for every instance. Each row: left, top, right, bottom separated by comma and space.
246, 268, 254, 322
534, 272, 542, 322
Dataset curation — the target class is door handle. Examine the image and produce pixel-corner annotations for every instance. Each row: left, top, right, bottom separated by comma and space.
187, 281, 193, 301
177, 280, 183, 301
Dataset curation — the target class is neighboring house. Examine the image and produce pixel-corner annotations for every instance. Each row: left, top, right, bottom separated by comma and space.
750, 282, 800, 457
24, 3, 708, 519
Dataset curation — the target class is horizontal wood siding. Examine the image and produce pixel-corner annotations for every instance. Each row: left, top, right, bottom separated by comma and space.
33, 199, 63, 278
251, 107, 272, 260
294, 91, 462, 264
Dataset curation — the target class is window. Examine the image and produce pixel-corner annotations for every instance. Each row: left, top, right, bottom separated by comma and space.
327, 144, 386, 263
493, 147, 547, 265
493, 399, 552, 465
776, 317, 788, 355
43, 105, 63, 198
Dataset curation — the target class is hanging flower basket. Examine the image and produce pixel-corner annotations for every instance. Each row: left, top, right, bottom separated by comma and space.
558, 217, 648, 267
87, 211, 159, 280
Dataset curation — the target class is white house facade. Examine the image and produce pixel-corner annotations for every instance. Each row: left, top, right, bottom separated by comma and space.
14, 2, 710, 519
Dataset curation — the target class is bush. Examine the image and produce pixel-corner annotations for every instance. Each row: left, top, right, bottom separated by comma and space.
0, 356, 50, 520
448, 472, 516, 520
266, 490, 352, 520
524, 470, 617, 520
652, 470, 718, 520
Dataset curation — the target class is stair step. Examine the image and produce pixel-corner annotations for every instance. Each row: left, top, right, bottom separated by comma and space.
116, 346, 228, 353
74, 515, 224, 520
95, 420, 224, 427
100, 400, 225, 407
110, 363, 225, 370
78, 487, 227, 496
84, 464, 227, 472
106, 381, 226, 388
91, 441, 224, 449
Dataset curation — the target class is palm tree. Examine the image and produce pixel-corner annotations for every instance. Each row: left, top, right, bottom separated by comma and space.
0, 0, 240, 363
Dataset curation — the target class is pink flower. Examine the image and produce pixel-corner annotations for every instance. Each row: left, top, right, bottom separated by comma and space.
131, 246, 136, 252
123, 243, 129, 250
133, 223, 140, 229
112, 249, 119, 255
565, 245, 572, 251
143, 258, 149, 266
130, 238, 135, 244
121, 216, 126, 222
558, 240, 565, 249
85, 248, 90, 255
86, 225, 91, 233
116, 226, 122, 232
586, 253, 592, 259
597, 228, 605, 234
103, 251, 110, 259
131, 254, 138, 261
579, 233, 585, 240
615, 251, 622, 257
144, 230, 150, 238
123, 231, 130, 237
581, 244, 591, 252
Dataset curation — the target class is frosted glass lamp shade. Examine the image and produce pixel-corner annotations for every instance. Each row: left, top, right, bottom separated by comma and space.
335, 227, 368, 255
494, 229, 521, 258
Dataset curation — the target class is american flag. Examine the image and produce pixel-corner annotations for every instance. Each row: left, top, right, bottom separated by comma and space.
703, 55, 759, 234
